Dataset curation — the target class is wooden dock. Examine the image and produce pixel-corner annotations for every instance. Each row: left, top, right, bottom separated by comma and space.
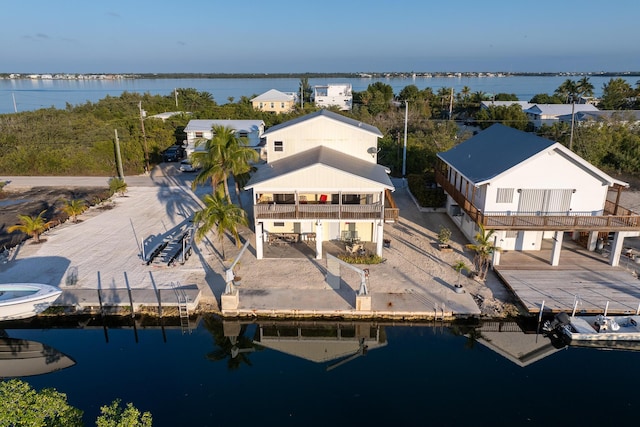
495, 240, 640, 315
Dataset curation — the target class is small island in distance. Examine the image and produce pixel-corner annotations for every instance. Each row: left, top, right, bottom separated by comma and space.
1, 71, 640, 81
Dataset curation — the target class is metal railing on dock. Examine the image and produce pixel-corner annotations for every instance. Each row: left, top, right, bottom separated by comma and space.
172, 282, 191, 334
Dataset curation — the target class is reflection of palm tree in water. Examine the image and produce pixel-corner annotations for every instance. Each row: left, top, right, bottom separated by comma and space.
203, 316, 259, 370
450, 324, 485, 350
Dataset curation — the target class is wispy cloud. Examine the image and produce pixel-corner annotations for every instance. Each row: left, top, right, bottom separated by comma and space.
177, 41, 186, 46
107, 11, 121, 18
23, 34, 50, 41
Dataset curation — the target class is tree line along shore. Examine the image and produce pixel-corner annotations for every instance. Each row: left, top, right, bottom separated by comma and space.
0, 77, 639, 182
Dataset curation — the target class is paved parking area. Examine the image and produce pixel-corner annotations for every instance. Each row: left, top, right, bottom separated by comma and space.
0, 171, 483, 319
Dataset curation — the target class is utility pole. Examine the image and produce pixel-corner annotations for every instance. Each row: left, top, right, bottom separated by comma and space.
448, 87, 454, 120
402, 101, 408, 182
569, 101, 575, 151
114, 129, 125, 179
139, 101, 150, 173
174, 89, 178, 108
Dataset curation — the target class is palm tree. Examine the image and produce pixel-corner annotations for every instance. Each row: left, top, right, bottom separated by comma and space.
464, 224, 501, 280
202, 316, 259, 370
7, 210, 54, 243
191, 125, 259, 203
232, 165, 257, 210
555, 79, 578, 103
108, 177, 127, 196
453, 260, 470, 287
193, 193, 247, 260
299, 77, 312, 105
459, 85, 471, 108
59, 198, 87, 223
577, 77, 594, 98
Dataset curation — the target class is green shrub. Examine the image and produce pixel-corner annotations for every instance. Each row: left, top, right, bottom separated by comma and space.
407, 173, 446, 208
108, 177, 128, 196
337, 253, 386, 264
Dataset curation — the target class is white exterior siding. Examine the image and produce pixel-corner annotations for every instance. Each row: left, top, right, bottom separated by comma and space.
483, 150, 609, 215
184, 120, 265, 154
313, 84, 353, 111
251, 164, 387, 194
265, 117, 380, 163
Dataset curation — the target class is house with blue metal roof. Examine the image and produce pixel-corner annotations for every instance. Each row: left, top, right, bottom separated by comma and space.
523, 103, 599, 129
435, 124, 640, 267
245, 109, 397, 260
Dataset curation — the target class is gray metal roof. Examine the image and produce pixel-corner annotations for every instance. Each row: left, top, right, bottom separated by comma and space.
250, 89, 295, 102
560, 110, 640, 122
524, 103, 599, 116
437, 124, 556, 184
262, 109, 382, 137
245, 145, 393, 190
480, 101, 534, 110
184, 119, 264, 132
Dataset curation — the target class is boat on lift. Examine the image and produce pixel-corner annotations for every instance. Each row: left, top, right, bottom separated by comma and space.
0, 283, 62, 321
543, 301, 640, 344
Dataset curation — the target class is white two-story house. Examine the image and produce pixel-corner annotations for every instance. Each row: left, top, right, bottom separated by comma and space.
435, 124, 640, 267
313, 84, 353, 111
245, 109, 398, 260
183, 119, 265, 155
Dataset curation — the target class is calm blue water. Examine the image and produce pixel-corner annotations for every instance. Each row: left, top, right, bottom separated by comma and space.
3, 317, 639, 426
0, 75, 636, 115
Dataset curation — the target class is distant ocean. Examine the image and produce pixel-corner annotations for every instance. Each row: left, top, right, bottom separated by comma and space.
0, 75, 635, 115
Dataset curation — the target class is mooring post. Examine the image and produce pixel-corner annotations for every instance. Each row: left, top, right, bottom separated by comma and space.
537, 300, 545, 329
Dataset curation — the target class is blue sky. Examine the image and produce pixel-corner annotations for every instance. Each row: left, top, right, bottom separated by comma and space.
3, 0, 639, 74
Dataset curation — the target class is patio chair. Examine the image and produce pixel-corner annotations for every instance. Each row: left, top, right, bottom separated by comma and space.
319, 194, 328, 204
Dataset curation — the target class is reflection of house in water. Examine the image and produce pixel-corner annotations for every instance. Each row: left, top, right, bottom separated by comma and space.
0, 337, 76, 378
251, 321, 387, 366
473, 321, 564, 367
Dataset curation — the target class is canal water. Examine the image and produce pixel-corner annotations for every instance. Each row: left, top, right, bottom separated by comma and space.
2, 316, 638, 426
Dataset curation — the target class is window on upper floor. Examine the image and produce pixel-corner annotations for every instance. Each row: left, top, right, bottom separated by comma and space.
496, 188, 515, 203
274, 194, 294, 204
274, 141, 283, 152
195, 132, 203, 138
270, 102, 274, 108
239, 131, 248, 138
342, 194, 361, 204
281, 102, 285, 108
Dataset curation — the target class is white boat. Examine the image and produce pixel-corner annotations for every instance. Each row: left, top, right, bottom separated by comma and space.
544, 311, 640, 343
0, 338, 76, 378
0, 283, 63, 321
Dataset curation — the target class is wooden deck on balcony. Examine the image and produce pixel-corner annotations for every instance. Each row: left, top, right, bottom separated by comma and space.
434, 169, 640, 232
254, 190, 400, 222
